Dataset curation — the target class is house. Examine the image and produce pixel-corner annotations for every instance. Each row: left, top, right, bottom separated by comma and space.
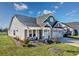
65, 22, 79, 35
8, 13, 76, 41
59, 23, 76, 36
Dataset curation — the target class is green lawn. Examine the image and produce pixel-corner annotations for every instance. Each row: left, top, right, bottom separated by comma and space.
0, 32, 79, 56
68, 35, 79, 39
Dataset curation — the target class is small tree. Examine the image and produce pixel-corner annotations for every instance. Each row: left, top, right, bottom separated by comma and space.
0, 28, 2, 32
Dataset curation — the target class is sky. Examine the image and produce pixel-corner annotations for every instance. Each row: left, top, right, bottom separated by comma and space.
0, 2, 79, 29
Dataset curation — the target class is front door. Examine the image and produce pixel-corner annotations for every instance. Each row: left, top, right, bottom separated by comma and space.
39, 30, 42, 39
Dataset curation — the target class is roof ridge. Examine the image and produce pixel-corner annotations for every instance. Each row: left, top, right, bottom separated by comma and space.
14, 14, 36, 19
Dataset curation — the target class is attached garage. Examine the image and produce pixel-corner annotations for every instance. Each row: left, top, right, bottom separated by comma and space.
52, 28, 65, 38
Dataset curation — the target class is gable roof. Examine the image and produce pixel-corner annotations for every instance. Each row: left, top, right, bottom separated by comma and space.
61, 22, 74, 29
54, 22, 63, 28
9, 14, 57, 30
36, 13, 53, 27
15, 14, 40, 27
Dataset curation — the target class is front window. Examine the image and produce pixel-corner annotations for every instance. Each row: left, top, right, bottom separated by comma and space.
50, 17, 53, 22
13, 30, 15, 35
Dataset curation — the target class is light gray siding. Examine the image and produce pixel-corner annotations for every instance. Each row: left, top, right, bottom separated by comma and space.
8, 17, 26, 41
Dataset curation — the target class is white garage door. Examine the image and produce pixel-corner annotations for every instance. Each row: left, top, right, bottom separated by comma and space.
52, 28, 64, 38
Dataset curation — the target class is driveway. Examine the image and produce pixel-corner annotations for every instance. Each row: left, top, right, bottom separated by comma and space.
59, 37, 79, 47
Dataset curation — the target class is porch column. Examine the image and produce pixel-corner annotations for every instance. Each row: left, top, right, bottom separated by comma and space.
37, 30, 39, 39
42, 29, 44, 39
36, 30, 38, 37
32, 30, 33, 37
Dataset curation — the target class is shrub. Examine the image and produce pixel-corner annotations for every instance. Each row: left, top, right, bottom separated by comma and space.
52, 38, 61, 44
24, 39, 30, 44
14, 37, 20, 41
21, 39, 30, 47
42, 40, 53, 44
47, 40, 53, 44
63, 34, 68, 37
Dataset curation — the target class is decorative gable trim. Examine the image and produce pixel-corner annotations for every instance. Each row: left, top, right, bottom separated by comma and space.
44, 22, 52, 27
36, 13, 53, 27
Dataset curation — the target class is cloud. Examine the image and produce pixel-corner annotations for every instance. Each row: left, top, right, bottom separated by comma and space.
37, 11, 41, 15
52, 10, 56, 14
54, 6, 59, 9
43, 10, 52, 14
14, 3, 28, 10
66, 10, 77, 16
53, 2, 64, 10
37, 10, 56, 16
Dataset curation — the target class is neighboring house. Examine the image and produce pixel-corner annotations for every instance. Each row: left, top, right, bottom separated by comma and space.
8, 13, 76, 41
60, 23, 75, 36
66, 22, 79, 35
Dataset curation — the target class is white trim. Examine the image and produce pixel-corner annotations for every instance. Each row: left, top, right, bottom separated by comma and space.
42, 27, 50, 30
45, 22, 52, 27
42, 29, 44, 36
27, 27, 41, 30
41, 14, 52, 25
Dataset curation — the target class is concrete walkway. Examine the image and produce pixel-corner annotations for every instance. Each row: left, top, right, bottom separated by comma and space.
59, 38, 79, 47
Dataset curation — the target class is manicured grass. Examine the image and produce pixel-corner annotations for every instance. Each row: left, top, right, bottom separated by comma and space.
68, 35, 79, 39
0, 32, 16, 48
0, 32, 79, 56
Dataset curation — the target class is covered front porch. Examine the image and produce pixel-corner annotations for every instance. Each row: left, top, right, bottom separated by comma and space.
24, 27, 51, 40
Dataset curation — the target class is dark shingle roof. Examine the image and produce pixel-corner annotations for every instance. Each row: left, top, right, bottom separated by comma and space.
15, 14, 40, 27
15, 14, 54, 27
